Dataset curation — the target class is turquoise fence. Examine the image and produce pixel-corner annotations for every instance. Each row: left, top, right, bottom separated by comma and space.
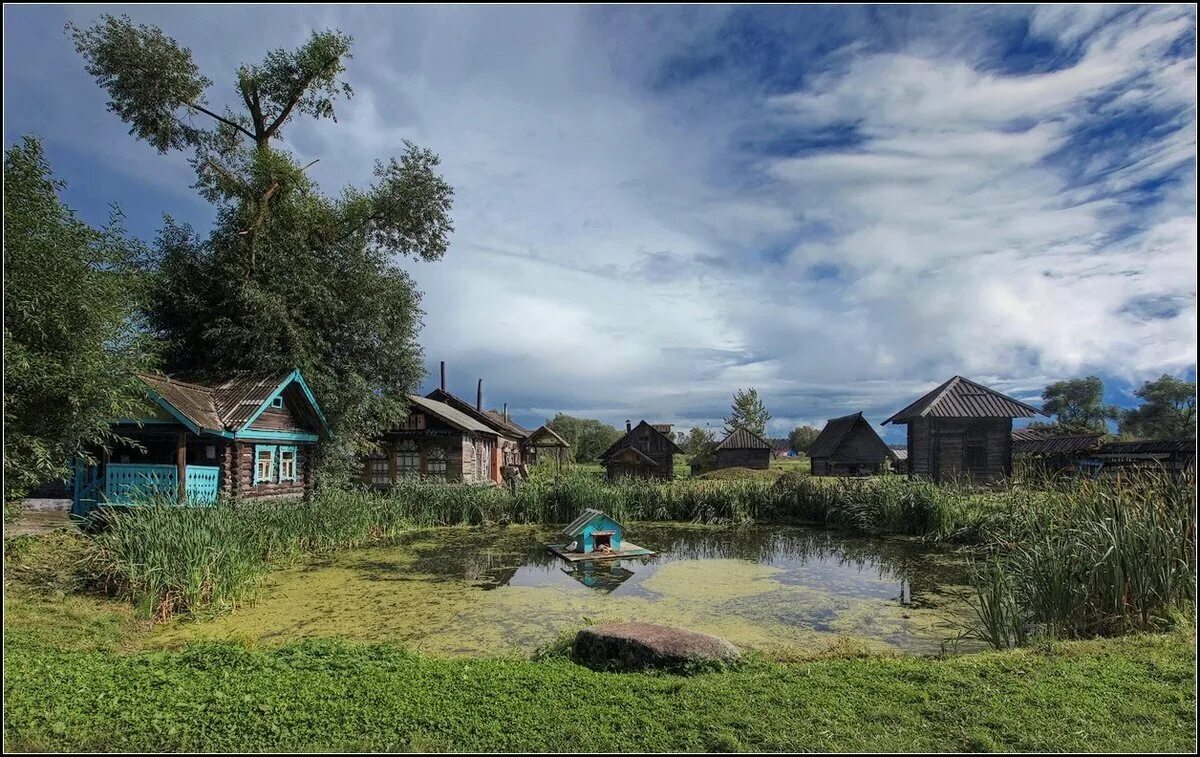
185, 465, 221, 504
105, 464, 177, 503
71, 463, 223, 515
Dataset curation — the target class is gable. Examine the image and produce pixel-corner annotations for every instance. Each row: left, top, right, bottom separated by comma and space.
600, 420, 684, 460
234, 371, 332, 438
884, 376, 1040, 424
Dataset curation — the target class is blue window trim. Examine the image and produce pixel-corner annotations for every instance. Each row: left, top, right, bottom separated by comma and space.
253, 444, 278, 485
236, 430, 319, 443
278, 445, 298, 482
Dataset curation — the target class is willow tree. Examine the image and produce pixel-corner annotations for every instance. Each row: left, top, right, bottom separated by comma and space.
71, 15, 454, 481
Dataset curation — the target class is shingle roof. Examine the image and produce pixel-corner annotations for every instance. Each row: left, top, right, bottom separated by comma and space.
211, 372, 295, 429
562, 508, 625, 537
138, 373, 223, 431
483, 410, 531, 439
137, 370, 329, 436
717, 427, 771, 450
1012, 433, 1105, 456
883, 376, 1041, 424
1011, 427, 1050, 443
425, 389, 526, 439
405, 394, 498, 436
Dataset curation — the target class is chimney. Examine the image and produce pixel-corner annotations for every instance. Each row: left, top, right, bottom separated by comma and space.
476, 379, 483, 412
626, 420, 632, 433
503, 403, 508, 423
440, 361, 446, 392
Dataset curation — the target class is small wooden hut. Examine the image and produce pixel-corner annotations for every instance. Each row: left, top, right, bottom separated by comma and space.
882, 376, 1041, 483
808, 412, 895, 476
599, 420, 683, 480
714, 427, 772, 470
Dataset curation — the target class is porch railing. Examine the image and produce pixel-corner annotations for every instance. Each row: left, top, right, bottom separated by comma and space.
72, 463, 222, 514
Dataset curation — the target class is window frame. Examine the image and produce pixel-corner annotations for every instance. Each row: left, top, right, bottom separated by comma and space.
253, 444, 277, 485
278, 445, 298, 482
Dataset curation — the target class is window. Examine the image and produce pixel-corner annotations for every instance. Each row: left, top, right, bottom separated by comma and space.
399, 413, 426, 430
965, 428, 988, 470
205, 445, 217, 460
254, 445, 276, 485
271, 397, 284, 409
396, 440, 421, 476
426, 446, 447, 478
279, 446, 298, 482
368, 452, 390, 485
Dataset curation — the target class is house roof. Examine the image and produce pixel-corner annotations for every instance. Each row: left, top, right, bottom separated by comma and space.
405, 394, 498, 436
604, 445, 659, 466
1011, 427, 1050, 443
136, 369, 331, 437
526, 425, 571, 448
1012, 432, 1105, 456
1093, 438, 1195, 456
425, 388, 526, 439
562, 508, 624, 537
891, 448, 908, 461
883, 376, 1041, 424
717, 427, 771, 450
599, 420, 685, 460
810, 412, 873, 459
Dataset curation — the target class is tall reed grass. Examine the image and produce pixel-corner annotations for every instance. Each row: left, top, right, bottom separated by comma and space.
962, 470, 1195, 649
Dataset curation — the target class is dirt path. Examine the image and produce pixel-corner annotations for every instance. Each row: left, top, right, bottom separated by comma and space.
5, 500, 74, 537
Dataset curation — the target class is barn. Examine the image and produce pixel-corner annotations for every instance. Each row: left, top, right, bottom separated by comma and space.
883, 376, 1041, 483
808, 412, 895, 476
73, 369, 331, 515
714, 427, 772, 470
599, 420, 683, 480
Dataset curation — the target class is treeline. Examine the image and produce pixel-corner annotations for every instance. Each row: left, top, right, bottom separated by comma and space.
5, 16, 455, 503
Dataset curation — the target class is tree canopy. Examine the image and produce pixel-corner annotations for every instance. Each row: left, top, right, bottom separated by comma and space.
723, 388, 770, 438
1120, 375, 1196, 440
70, 15, 455, 482
788, 425, 821, 455
544, 414, 623, 463
3, 137, 157, 505
1031, 376, 1120, 435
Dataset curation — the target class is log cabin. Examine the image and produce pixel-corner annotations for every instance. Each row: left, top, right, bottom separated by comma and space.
714, 427, 772, 470
599, 420, 684, 480
809, 412, 895, 476
72, 369, 331, 515
882, 376, 1041, 483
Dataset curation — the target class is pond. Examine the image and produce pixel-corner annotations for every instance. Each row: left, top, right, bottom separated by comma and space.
151, 523, 980, 657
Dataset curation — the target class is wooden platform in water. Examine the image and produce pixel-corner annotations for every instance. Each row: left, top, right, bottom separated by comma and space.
547, 542, 655, 562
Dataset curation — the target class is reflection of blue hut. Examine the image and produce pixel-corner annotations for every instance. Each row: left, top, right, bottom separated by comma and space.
562, 508, 623, 553
563, 561, 635, 593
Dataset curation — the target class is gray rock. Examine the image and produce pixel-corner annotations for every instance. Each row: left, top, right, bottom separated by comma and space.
573, 622, 741, 672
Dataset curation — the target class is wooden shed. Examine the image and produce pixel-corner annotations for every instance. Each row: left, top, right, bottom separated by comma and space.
73, 369, 331, 515
1011, 430, 1106, 476
883, 376, 1040, 483
809, 412, 895, 476
714, 427, 772, 470
599, 420, 683, 480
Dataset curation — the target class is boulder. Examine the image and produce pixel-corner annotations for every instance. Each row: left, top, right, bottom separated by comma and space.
573, 622, 741, 672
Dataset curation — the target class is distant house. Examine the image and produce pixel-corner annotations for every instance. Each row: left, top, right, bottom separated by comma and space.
715, 427, 772, 470
600, 420, 683, 480
366, 363, 540, 487
809, 412, 895, 476
883, 376, 1040, 483
73, 369, 331, 515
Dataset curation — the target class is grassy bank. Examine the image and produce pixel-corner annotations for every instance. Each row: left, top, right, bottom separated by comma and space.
4, 631, 1194, 752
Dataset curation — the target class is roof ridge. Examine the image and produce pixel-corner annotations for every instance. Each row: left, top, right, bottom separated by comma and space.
138, 372, 217, 394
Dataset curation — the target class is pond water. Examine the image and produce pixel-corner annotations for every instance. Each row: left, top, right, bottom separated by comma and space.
151, 524, 980, 658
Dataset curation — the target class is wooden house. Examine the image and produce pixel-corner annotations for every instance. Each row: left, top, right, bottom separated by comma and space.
73, 369, 331, 515
714, 427, 772, 470
599, 420, 683, 480
366, 363, 537, 487
809, 412, 895, 476
882, 376, 1040, 483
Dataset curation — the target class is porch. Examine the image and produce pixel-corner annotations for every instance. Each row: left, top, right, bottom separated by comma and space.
72, 463, 221, 515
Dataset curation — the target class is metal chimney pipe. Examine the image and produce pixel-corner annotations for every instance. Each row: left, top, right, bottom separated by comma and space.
440, 361, 446, 392
503, 403, 508, 423
476, 379, 483, 411
626, 420, 632, 433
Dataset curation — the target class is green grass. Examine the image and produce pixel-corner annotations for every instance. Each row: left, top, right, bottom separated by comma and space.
3, 631, 1194, 752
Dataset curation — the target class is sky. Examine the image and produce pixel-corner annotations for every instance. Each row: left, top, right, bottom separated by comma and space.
4, 4, 1197, 441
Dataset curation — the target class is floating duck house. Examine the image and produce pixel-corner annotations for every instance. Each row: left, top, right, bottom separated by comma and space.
548, 508, 654, 562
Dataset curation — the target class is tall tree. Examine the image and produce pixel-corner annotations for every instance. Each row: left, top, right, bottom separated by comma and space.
71, 16, 454, 482
1031, 376, 1119, 435
679, 426, 718, 470
788, 425, 821, 455
3, 137, 157, 507
1120, 375, 1197, 439
723, 387, 770, 438
545, 414, 623, 463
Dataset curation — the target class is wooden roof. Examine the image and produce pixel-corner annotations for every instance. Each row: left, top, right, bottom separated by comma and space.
405, 394, 497, 436
136, 369, 331, 437
526, 424, 571, 448
717, 427, 771, 450
425, 388, 527, 439
809, 412, 893, 459
1094, 438, 1195, 456
599, 420, 685, 460
1012, 432, 1105, 456
883, 376, 1041, 424
483, 410, 532, 439
562, 508, 624, 537
603, 446, 659, 466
